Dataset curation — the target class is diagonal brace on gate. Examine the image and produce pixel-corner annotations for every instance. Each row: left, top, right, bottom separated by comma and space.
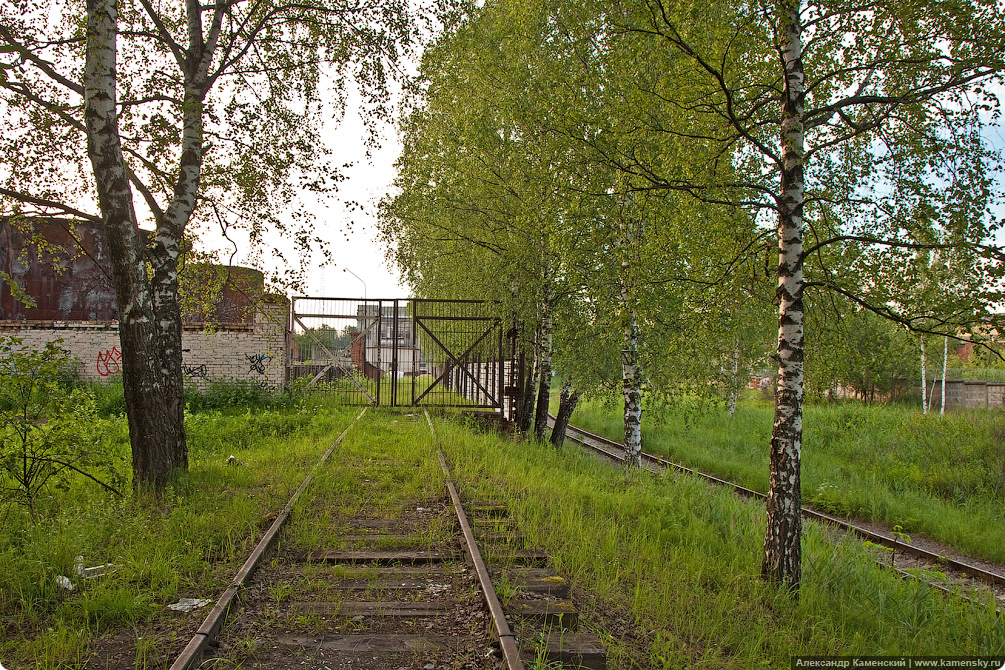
413, 319, 499, 405
293, 314, 377, 403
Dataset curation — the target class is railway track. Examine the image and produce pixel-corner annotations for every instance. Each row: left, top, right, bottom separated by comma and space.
168, 410, 605, 670
552, 415, 1005, 605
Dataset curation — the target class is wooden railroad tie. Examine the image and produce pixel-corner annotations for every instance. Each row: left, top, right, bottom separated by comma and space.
467, 501, 608, 669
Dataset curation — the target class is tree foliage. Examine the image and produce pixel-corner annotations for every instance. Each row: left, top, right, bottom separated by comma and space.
382, 0, 1005, 589
380, 0, 772, 425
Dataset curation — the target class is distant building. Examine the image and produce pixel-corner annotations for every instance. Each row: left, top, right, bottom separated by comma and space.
1, 217, 287, 388
355, 303, 427, 377
1, 217, 262, 326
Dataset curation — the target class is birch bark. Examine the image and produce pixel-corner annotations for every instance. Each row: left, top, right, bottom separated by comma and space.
622, 309, 643, 466
84, 0, 175, 488
520, 333, 539, 435
148, 0, 214, 469
920, 336, 928, 414
620, 213, 643, 467
533, 256, 554, 442
941, 336, 948, 415
762, 0, 805, 588
727, 337, 740, 417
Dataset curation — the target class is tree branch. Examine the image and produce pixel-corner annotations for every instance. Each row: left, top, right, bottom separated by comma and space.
0, 188, 100, 222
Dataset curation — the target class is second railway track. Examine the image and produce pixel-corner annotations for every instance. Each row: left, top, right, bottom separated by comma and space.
552, 414, 1005, 606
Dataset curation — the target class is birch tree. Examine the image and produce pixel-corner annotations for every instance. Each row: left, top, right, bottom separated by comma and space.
1, 0, 422, 488
379, 0, 587, 440
611, 0, 1005, 587
619, 197, 644, 465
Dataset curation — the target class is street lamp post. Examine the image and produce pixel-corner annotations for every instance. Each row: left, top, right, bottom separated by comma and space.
343, 268, 366, 300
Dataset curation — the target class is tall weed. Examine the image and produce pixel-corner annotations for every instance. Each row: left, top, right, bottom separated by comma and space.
438, 419, 1004, 664
0, 402, 356, 665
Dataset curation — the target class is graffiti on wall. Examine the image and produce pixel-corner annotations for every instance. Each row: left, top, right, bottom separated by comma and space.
96, 346, 122, 376
246, 353, 271, 375
183, 364, 208, 378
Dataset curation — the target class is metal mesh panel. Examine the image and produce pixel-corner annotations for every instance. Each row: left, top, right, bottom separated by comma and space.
289, 298, 385, 405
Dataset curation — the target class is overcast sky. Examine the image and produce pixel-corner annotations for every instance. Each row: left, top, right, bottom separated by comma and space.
195, 81, 411, 302
289, 104, 409, 301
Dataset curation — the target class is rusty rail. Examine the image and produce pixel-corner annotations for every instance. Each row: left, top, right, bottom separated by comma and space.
553, 415, 1005, 591
169, 408, 368, 670
426, 410, 525, 670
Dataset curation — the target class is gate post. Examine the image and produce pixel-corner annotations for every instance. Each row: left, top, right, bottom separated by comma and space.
411, 300, 418, 406
498, 319, 504, 415
391, 299, 399, 407
376, 300, 382, 406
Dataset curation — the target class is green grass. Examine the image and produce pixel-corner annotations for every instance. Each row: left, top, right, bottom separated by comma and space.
282, 410, 446, 552
0, 397, 356, 668
83, 377, 302, 417
299, 373, 490, 408
565, 394, 1005, 564
435, 417, 1005, 666
6, 386, 1004, 668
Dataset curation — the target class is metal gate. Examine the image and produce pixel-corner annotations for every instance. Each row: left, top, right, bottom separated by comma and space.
288, 297, 513, 411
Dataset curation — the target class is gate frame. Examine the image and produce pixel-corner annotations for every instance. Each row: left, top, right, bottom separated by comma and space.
408, 298, 504, 409
288, 297, 511, 412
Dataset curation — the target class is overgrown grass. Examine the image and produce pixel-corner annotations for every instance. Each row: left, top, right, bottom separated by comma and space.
298, 373, 489, 408
6, 380, 1003, 667
0, 391, 355, 668
283, 409, 447, 550
567, 395, 1005, 564
436, 417, 1005, 666
82, 377, 303, 417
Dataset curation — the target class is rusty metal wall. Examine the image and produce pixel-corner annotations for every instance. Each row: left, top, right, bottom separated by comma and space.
1, 218, 117, 321
179, 264, 264, 326
1, 218, 262, 325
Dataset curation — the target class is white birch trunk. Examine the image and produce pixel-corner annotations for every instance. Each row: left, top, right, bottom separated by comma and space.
135, 0, 221, 471
727, 336, 740, 417
941, 335, 948, 416
85, 0, 175, 488
622, 310, 643, 467
620, 209, 643, 467
519, 328, 540, 435
533, 256, 554, 442
763, 0, 805, 589
149, 4, 209, 470
920, 336, 928, 414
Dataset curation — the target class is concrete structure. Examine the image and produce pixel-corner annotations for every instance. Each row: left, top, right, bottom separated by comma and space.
0, 298, 287, 388
930, 379, 1005, 409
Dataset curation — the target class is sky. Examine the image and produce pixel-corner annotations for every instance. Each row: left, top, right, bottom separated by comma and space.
287, 105, 409, 301
198, 86, 412, 302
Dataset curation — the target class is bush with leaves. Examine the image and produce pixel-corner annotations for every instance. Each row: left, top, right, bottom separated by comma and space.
0, 338, 121, 518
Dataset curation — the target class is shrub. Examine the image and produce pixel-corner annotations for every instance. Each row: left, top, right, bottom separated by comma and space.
185, 379, 296, 411
0, 337, 121, 518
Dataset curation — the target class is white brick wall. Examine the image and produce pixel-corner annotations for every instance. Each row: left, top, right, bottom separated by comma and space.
0, 301, 288, 389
